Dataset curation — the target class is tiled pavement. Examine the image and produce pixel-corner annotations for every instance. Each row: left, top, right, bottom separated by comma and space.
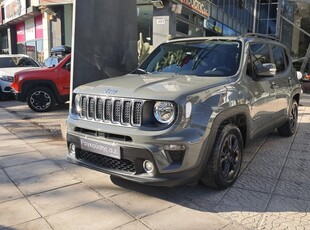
0, 96, 310, 230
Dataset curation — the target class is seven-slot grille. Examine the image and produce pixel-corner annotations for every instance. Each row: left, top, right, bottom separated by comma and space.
79, 95, 143, 126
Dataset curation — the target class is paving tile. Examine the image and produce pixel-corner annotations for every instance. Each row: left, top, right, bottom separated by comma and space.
232, 173, 276, 193
168, 185, 228, 207
114, 220, 149, 230
280, 167, 309, 184
46, 199, 133, 230
215, 207, 263, 230
274, 180, 310, 200
16, 170, 80, 196
242, 160, 282, 179
0, 138, 27, 148
4, 160, 62, 181
141, 205, 244, 230
0, 144, 36, 157
0, 169, 23, 203
11, 218, 53, 230
259, 195, 310, 230
28, 183, 102, 216
0, 151, 46, 168
83, 175, 130, 198
0, 198, 40, 228
110, 191, 174, 219
60, 161, 105, 181
284, 158, 310, 172
215, 188, 271, 212
288, 149, 310, 161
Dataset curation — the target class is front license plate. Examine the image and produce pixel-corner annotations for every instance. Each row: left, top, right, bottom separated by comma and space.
80, 138, 121, 159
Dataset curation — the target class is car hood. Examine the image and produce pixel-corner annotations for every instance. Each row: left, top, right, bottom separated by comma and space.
74, 73, 229, 101
0, 67, 41, 76
14, 67, 51, 75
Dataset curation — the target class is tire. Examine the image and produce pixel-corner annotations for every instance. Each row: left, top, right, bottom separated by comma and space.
27, 87, 56, 112
201, 124, 243, 189
277, 99, 298, 137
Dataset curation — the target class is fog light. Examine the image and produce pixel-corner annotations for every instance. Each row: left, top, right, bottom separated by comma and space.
163, 144, 186, 151
69, 143, 76, 157
143, 160, 154, 173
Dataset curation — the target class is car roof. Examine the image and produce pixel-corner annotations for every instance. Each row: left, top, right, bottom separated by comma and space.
0, 54, 30, 58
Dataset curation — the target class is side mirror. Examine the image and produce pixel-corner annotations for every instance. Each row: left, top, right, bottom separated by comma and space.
296, 71, 302, 80
256, 63, 276, 77
65, 62, 71, 71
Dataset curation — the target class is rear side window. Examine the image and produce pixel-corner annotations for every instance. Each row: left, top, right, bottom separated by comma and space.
272, 45, 286, 73
247, 43, 271, 76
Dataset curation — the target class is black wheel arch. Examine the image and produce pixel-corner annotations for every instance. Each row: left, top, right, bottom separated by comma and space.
21, 80, 63, 103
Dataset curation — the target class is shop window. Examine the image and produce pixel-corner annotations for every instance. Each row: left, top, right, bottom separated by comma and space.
258, 20, 268, 34
17, 43, 25, 54
26, 41, 36, 60
269, 4, 277, 18
268, 19, 276, 35
176, 20, 189, 35
259, 4, 268, 19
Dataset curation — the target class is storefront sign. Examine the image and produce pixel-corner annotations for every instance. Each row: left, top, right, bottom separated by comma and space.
35, 15, 43, 39
4, 0, 26, 23
179, 0, 209, 17
16, 22, 25, 43
156, 19, 165, 25
204, 17, 222, 34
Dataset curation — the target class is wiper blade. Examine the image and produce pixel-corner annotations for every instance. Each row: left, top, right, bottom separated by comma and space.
136, 68, 151, 74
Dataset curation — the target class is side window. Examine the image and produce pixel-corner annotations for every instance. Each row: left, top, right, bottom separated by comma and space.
247, 43, 271, 77
272, 45, 286, 73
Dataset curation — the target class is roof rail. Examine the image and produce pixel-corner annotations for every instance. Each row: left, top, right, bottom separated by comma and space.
241, 33, 280, 41
168, 36, 191, 41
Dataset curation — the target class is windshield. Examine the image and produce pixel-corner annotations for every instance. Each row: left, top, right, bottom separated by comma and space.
0, 56, 39, 68
139, 40, 242, 76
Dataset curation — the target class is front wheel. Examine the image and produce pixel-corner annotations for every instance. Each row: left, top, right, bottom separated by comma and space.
277, 99, 298, 137
201, 124, 243, 189
27, 87, 56, 112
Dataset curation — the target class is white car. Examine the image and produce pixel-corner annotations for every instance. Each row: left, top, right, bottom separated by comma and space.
0, 54, 40, 100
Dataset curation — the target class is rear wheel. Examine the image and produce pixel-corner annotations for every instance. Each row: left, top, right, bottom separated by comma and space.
277, 99, 298, 137
27, 87, 56, 112
201, 124, 243, 189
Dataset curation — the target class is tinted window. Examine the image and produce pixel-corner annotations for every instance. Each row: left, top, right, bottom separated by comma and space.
139, 40, 242, 77
272, 45, 285, 73
247, 43, 271, 77
0, 56, 39, 68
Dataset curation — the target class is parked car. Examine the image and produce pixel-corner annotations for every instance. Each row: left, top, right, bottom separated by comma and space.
293, 57, 310, 93
44, 45, 71, 67
11, 53, 71, 112
67, 34, 301, 189
0, 54, 40, 100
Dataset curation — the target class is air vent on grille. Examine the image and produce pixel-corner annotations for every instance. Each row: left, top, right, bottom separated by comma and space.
79, 96, 143, 127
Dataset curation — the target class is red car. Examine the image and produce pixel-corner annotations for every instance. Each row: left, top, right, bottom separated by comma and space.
11, 54, 71, 112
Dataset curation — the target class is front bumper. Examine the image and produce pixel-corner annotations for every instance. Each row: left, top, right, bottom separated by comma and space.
66, 117, 210, 186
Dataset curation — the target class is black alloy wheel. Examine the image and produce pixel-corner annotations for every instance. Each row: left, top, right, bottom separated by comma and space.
277, 99, 298, 137
201, 124, 243, 189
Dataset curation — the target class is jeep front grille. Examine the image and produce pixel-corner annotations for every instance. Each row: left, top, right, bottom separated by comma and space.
79, 95, 144, 127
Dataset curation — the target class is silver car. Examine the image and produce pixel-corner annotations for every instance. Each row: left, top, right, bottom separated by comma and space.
67, 34, 301, 189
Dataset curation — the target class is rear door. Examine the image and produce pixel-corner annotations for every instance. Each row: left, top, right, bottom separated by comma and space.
246, 43, 278, 138
270, 45, 293, 124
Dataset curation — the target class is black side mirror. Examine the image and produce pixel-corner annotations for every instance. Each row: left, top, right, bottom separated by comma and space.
256, 63, 276, 77
65, 62, 71, 71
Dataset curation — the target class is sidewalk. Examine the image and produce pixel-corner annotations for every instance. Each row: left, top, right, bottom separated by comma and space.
1, 95, 310, 229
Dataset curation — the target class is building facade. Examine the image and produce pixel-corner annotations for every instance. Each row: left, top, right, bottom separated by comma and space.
0, 0, 308, 64
0, 0, 73, 62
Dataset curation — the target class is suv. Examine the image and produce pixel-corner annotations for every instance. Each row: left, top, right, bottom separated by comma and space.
11, 54, 71, 112
0, 54, 40, 100
67, 34, 301, 189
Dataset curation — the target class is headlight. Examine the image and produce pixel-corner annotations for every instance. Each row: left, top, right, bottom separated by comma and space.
74, 94, 82, 113
0, 75, 14, 82
154, 101, 175, 124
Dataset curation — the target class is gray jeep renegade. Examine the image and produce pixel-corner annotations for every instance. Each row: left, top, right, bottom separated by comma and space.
67, 34, 301, 189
